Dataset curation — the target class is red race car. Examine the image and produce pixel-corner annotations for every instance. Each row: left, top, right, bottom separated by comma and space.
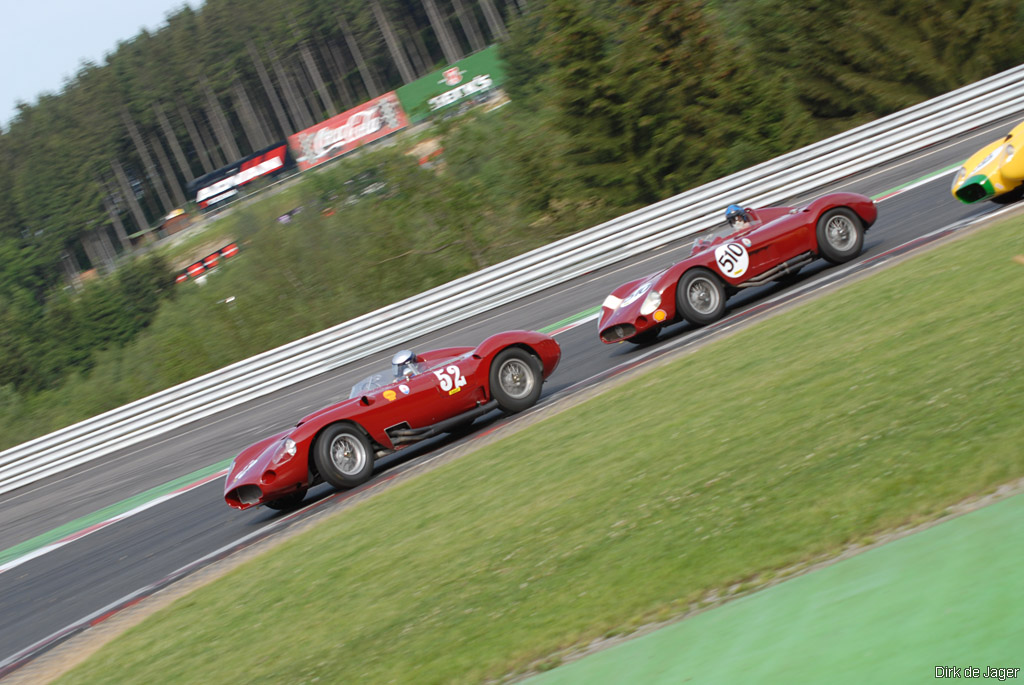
598, 192, 878, 344
225, 330, 561, 510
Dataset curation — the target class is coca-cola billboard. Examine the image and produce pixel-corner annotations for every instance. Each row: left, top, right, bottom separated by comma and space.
289, 93, 409, 171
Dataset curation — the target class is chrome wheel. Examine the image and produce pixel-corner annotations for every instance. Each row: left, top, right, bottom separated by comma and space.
687, 276, 721, 315
329, 432, 368, 476
497, 358, 535, 400
825, 214, 857, 251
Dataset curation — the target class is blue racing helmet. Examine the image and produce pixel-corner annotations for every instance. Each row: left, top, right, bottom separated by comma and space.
725, 204, 751, 228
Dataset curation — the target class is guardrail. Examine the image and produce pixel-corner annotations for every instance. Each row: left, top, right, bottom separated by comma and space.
3, 64, 1024, 496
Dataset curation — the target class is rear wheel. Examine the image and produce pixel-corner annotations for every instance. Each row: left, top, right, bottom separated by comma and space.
816, 208, 864, 264
314, 423, 374, 489
489, 348, 543, 413
676, 268, 727, 326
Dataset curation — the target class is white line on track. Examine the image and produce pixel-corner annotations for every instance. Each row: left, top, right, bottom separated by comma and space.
0, 471, 227, 575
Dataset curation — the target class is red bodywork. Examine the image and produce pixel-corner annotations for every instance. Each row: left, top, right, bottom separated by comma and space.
224, 330, 561, 509
598, 193, 877, 343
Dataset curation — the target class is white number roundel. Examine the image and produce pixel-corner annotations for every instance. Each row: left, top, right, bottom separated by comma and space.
621, 281, 652, 307
714, 242, 749, 279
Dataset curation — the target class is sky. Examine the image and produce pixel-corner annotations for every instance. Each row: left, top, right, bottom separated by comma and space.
1, 0, 201, 128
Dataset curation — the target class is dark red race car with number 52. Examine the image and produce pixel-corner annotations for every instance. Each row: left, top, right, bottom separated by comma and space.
224, 330, 560, 510
598, 193, 878, 344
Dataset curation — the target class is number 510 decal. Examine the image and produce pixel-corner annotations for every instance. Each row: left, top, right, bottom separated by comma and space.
434, 365, 468, 394
714, 242, 749, 279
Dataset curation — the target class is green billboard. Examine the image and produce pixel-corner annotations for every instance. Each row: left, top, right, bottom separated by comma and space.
396, 45, 508, 123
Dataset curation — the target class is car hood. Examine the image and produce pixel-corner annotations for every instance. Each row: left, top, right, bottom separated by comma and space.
296, 396, 364, 427
962, 139, 1007, 181
224, 430, 292, 494
599, 269, 669, 328
953, 137, 1015, 202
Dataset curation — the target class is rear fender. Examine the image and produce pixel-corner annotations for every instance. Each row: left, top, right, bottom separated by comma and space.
473, 331, 561, 378
1001, 122, 1024, 181
1000, 144, 1024, 181
804, 192, 877, 230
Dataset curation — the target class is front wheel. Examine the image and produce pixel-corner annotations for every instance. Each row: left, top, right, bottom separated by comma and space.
489, 348, 543, 413
676, 268, 727, 326
990, 184, 1024, 205
263, 489, 307, 511
816, 208, 864, 264
625, 327, 660, 345
314, 423, 374, 489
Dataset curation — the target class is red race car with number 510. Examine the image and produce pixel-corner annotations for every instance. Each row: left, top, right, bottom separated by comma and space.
598, 192, 877, 344
224, 330, 560, 510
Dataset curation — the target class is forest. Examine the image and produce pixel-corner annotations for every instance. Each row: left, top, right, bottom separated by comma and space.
1, 0, 1023, 449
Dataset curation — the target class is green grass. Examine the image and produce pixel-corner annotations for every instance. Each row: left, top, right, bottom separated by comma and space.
59, 217, 1024, 684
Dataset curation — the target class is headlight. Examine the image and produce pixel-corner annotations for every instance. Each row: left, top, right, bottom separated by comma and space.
639, 289, 662, 315
1005, 144, 1015, 164
602, 294, 623, 311
283, 438, 297, 456
951, 167, 966, 190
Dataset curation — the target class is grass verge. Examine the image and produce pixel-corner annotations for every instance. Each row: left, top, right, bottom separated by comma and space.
58, 216, 1024, 684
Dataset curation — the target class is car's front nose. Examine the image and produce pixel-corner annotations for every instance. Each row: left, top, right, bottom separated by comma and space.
225, 484, 264, 508
600, 321, 639, 343
224, 434, 296, 509
953, 173, 996, 203
598, 295, 667, 343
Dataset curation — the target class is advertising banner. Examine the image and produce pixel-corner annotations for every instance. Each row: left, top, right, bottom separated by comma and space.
396, 45, 507, 123
288, 92, 409, 172
188, 143, 292, 209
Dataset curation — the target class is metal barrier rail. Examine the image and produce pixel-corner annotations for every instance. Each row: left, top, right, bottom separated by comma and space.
3, 64, 1024, 495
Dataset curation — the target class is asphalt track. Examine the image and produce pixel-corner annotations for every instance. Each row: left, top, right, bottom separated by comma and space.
526, 491, 1024, 684
0, 117, 1020, 675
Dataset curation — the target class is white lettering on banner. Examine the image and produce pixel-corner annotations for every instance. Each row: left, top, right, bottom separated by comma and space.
196, 155, 285, 203
427, 74, 494, 111
308, 109, 382, 159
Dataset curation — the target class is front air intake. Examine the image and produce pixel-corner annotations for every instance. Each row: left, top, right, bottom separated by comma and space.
600, 324, 636, 343
226, 485, 263, 507
955, 182, 991, 203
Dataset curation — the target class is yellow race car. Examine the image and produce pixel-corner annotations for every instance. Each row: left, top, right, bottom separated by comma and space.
951, 120, 1024, 204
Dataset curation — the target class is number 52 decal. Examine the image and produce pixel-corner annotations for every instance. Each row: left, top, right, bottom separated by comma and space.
434, 365, 468, 394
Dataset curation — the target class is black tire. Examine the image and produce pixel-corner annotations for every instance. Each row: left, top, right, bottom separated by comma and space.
816, 208, 864, 264
625, 327, 660, 345
489, 347, 543, 413
676, 268, 727, 326
990, 184, 1024, 205
263, 489, 307, 511
313, 423, 375, 489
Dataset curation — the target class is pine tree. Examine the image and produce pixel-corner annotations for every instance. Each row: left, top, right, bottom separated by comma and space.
539, 0, 635, 202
